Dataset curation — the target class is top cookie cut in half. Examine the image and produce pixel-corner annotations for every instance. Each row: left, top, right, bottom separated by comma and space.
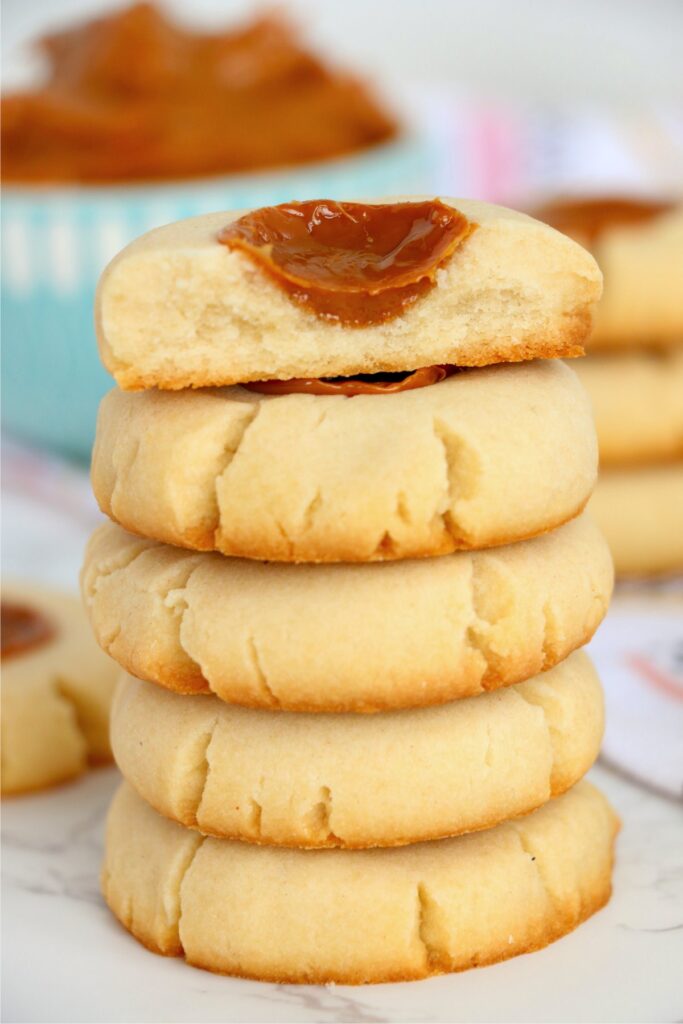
96, 196, 602, 390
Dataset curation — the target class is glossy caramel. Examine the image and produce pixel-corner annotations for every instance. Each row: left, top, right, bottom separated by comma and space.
219, 199, 475, 326
245, 365, 455, 396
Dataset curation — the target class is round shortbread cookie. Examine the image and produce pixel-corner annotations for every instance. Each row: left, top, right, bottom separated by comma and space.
81, 514, 612, 712
91, 359, 598, 564
574, 350, 683, 467
102, 781, 618, 983
95, 198, 601, 390
1, 583, 119, 795
588, 463, 683, 576
111, 651, 604, 849
536, 200, 683, 351
592, 204, 683, 349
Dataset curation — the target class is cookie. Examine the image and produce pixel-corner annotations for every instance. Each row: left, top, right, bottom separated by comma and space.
102, 780, 618, 983
91, 359, 598, 564
1, 583, 118, 795
575, 350, 683, 466
95, 197, 601, 390
111, 650, 603, 849
82, 513, 611, 712
589, 463, 683, 576
536, 197, 683, 350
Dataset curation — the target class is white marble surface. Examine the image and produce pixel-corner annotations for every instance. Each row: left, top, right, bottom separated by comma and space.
2, 462, 683, 1022
2, 764, 681, 1024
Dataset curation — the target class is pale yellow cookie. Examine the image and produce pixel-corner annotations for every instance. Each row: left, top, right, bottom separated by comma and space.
111, 650, 603, 849
1, 583, 119, 795
102, 781, 618, 983
535, 199, 683, 351
81, 514, 611, 712
575, 350, 683, 466
588, 463, 683, 576
591, 204, 683, 349
91, 359, 598, 564
96, 198, 601, 390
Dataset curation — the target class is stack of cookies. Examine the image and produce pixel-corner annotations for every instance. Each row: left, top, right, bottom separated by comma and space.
82, 197, 619, 984
537, 198, 683, 577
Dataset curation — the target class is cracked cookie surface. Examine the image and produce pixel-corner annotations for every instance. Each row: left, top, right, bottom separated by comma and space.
91, 359, 598, 564
110, 650, 604, 848
1, 583, 119, 795
102, 780, 618, 983
81, 513, 612, 711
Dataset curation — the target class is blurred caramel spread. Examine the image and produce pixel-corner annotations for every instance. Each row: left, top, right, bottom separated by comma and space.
2, 4, 398, 184
245, 366, 455, 397
537, 197, 673, 247
1, 602, 55, 659
219, 199, 476, 326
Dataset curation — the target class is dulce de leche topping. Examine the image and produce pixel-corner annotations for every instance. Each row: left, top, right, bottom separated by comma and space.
1, 601, 56, 660
2, 5, 397, 185
219, 199, 475, 326
536, 196, 673, 247
245, 365, 454, 397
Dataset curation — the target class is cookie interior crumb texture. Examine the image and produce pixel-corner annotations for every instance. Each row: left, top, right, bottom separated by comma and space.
96, 198, 602, 389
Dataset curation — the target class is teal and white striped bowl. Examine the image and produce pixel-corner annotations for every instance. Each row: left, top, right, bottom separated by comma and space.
1, 136, 432, 462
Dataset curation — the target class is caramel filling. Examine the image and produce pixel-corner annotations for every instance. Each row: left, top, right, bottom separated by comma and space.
1, 601, 56, 660
219, 199, 476, 326
245, 365, 456, 396
1, 5, 397, 184
536, 196, 673, 247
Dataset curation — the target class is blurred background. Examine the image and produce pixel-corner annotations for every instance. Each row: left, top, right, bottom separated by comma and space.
4, 0, 683, 106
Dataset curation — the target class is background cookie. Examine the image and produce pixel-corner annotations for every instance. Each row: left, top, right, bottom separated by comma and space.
588, 463, 683, 576
592, 204, 683, 349
575, 350, 683, 466
536, 198, 683, 350
2, 583, 118, 795
92, 359, 598, 564
96, 198, 601, 390
82, 514, 612, 711
111, 651, 604, 848
102, 781, 618, 983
